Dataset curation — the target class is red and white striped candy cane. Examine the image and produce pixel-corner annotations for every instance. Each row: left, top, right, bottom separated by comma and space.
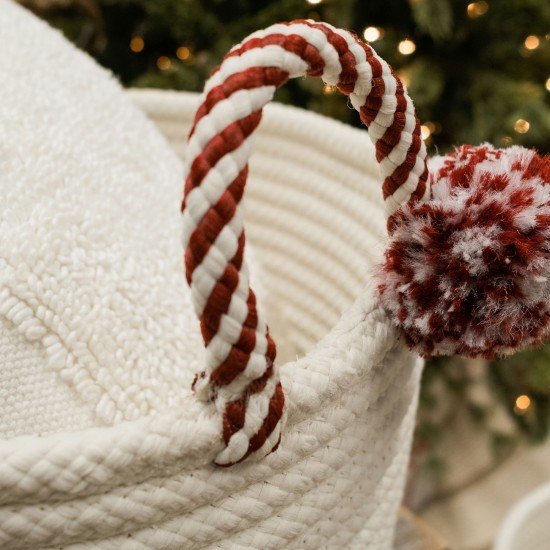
182, 20, 429, 465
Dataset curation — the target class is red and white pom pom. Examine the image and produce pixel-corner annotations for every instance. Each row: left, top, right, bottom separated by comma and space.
379, 144, 550, 358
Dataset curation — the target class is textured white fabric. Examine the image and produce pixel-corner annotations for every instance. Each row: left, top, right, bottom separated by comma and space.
0, 3, 423, 548
0, 0, 204, 436
0, 315, 94, 437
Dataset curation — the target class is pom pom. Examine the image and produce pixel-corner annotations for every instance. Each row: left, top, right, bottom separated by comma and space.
379, 144, 550, 358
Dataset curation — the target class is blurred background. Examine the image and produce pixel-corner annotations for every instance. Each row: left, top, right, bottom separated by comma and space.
18, 1, 550, 548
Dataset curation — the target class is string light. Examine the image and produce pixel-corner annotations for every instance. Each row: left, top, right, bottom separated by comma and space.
423, 121, 442, 136
514, 119, 530, 134
129, 36, 144, 53
306, 0, 322, 4
546, 77, 550, 92
397, 69, 411, 87
176, 46, 191, 61
467, 1, 489, 18
398, 39, 416, 55
420, 125, 431, 140
502, 136, 513, 145
363, 27, 383, 42
514, 394, 531, 415
156, 56, 171, 70
524, 35, 540, 50
323, 84, 335, 94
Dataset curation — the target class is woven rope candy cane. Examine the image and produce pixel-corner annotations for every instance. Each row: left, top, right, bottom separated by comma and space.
182, 19, 429, 466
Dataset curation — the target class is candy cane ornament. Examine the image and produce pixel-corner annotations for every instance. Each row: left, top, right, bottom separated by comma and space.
182, 20, 428, 466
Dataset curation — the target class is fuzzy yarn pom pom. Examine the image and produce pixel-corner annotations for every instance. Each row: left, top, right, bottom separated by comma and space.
379, 144, 550, 358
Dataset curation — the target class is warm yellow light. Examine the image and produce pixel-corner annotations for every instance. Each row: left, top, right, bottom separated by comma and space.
323, 84, 335, 94
156, 56, 172, 70
501, 136, 513, 146
515, 395, 531, 411
514, 119, 530, 134
420, 125, 431, 140
130, 36, 144, 53
397, 69, 411, 87
398, 39, 416, 55
424, 121, 441, 135
176, 46, 191, 61
363, 27, 383, 42
467, 1, 488, 18
525, 35, 540, 50
546, 78, 550, 92
306, 0, 322, 4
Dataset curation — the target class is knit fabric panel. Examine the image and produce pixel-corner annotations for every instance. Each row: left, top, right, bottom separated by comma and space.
0, 316, 95, 437
0, 0, 205, 434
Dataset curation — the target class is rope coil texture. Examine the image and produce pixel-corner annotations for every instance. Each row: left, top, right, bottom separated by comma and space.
183, 19, 428, 465
0, 82, 423, 547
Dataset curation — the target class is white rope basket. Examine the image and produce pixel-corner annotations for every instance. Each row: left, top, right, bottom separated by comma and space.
0, 88, 423, 549
0, 5, 423, 548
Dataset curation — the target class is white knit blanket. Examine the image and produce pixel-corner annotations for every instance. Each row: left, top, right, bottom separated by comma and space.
0, 0, 205, 437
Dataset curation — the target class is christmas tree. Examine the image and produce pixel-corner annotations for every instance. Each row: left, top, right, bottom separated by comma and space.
21, 0, 550, 494
31, 0, 550, 155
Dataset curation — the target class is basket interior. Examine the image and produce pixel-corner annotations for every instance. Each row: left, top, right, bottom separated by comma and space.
134, 90, 388, 363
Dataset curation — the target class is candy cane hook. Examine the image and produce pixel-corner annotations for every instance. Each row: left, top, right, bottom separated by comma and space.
182, 20, 428, 465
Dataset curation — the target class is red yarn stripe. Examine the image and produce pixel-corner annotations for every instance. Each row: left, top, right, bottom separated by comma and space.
357, 42, 384, 124
210, 288, 260, 386
185, 111, 262, 201
189, 67, 289, 142
199, 233, 246, 345
221, 359, 274, 444
245, 381, 285, 454
413, 166, 429, 201
185, 166, 247, 282
295, 20, 360, 93
382, 119, 423, 198
376, 79, 408, 162
221, 375, 283, 459
222, 399, 245, 445
278, 19, 361, 90
224, 33, 326, 74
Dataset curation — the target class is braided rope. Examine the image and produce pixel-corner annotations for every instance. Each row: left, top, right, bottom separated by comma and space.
182, 20, 428, 465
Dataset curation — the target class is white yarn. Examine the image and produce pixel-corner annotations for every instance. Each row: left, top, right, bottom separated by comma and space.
0, 4, 423, 547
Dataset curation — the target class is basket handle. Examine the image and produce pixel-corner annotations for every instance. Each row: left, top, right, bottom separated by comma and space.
182, 19, 428, 466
